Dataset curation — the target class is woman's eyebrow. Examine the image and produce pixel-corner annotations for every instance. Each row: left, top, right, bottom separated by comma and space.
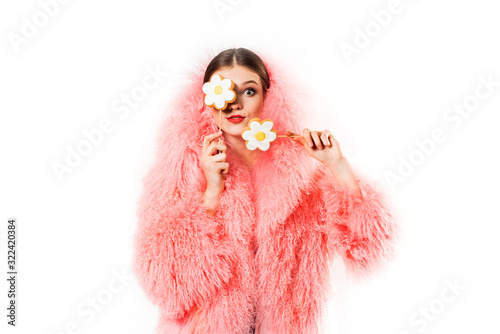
241, 80, 258, 85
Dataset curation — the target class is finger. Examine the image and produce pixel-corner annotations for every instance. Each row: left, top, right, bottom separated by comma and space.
209, 152, 227, 163
220, 162, 229, 174
310, 131, 323, 149
203, 141, 216, 158
203, 131, 223, 152
303, 128, 314, 148
329, 134, 338, 147
211, 142, 227, 154
321, 130, 331, 147
212, 161, 229, 174
203, 131, 222, 145
205, 142, 227, 158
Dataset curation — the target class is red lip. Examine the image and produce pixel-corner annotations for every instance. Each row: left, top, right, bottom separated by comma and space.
227, 115, 245, 123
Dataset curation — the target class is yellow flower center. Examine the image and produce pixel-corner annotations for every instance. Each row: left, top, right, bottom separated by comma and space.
254, 131, 266, 141
214, 86, 223, 95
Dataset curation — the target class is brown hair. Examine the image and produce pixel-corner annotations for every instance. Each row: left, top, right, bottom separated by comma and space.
203, 48, 270, 97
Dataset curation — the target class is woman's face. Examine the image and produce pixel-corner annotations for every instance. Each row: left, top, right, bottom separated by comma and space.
208, 65, 265, 138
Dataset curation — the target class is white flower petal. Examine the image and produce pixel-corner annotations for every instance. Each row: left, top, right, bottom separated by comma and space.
242, 130, 254, 140
257, 140, 270, 151
211, 74, 222, 84
221, 78, 232, 90
246, 139, 258, 150
202, 82, 213, 94
205, 94, 215, 106
221, 90, 235, 102
250, 121, 262, 131
266, 131, 277, 142
214, 96, 226, 109
261, 121, 274, 131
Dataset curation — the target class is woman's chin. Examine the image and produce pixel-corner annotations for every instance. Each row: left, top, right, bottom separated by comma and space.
223, 125, 245, 136
223, 130, 243, 139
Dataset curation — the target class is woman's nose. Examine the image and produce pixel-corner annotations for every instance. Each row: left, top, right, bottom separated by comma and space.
227, 97, 242, 111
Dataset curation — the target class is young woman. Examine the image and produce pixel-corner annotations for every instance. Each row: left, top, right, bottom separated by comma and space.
133, 48, 399, 334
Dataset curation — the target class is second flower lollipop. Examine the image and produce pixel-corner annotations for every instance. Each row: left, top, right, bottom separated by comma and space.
241, 118, 278, 151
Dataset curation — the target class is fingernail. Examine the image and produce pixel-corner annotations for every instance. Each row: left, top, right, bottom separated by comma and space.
309, 142, 313, 147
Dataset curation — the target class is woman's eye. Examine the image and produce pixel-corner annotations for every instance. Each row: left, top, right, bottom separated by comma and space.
243, 88, 255, 96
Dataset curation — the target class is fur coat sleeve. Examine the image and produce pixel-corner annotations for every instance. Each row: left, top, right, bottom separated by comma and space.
133, 161, 236, 319
316, 163, 398, 279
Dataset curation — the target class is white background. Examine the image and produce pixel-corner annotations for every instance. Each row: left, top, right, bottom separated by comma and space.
1, 0, 499, 333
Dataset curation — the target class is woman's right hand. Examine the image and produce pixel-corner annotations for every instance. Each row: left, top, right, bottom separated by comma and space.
201, 131, 229, 198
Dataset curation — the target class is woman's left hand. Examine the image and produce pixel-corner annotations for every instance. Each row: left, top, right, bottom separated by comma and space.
288, 128, 363, 199
287, 129, 344, 167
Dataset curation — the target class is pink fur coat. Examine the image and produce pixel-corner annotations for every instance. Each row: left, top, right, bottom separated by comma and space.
132, 54, 399, 334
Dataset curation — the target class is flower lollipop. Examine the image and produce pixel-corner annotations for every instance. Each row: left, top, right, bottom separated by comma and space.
240, 118, 278, 151
241, 118, 303, 151
202, 74, 236, 110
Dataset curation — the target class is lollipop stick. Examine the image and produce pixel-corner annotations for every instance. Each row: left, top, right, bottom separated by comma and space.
218, 109, 222, 143
277, 134, 303, 138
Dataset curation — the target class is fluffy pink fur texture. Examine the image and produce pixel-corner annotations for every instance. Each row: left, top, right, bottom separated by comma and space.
132, 51, 400, 334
